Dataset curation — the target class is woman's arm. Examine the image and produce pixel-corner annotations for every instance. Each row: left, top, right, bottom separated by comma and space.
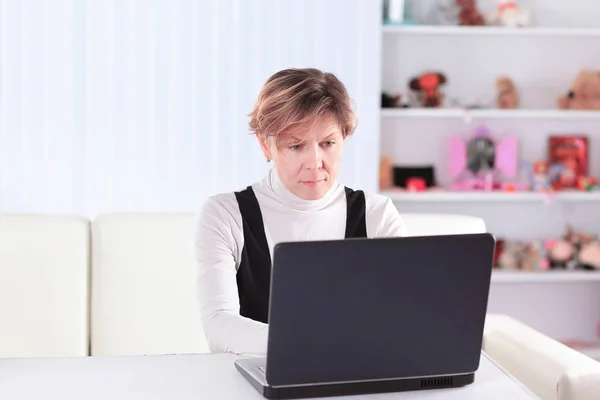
195, 197, 268, 356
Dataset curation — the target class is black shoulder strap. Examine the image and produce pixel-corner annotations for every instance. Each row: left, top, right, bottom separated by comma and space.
344, 186, 367, 238
233, 186, 272, 266
233, 186, 272, 323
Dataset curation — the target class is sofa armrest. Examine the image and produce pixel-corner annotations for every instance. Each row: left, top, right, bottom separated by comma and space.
483, 314, 600, 400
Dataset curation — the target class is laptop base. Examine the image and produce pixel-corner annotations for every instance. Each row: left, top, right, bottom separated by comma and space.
235, 358, 474, 400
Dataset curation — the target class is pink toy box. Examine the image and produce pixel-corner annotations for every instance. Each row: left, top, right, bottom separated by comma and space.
449, 126, 528, 191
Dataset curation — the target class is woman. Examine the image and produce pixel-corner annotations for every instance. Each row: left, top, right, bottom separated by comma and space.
195, 68, 406, 356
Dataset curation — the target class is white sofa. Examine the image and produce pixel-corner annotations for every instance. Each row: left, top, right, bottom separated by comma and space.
90, 213, 209, 356
0, 211, 484, 359
0, 214, 89, 358
2, 211, 600, 399
484, 314, 600, 400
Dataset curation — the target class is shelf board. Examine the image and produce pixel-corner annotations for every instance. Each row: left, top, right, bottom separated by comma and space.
491, 270, 600, 283
382, 25, 600, 37
380, 108, 600, 120
382, 190, 600, 203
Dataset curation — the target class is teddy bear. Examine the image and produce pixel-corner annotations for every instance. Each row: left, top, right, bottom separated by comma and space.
426, 0, 485, 26
496, 76, 518, 109
457, 0, 486, 26
557, 70, 600, 110
496, 241, 528, 269
409, 72, 448, 108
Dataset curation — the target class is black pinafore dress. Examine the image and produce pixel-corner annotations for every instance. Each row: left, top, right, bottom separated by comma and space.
233, 186, 367, 323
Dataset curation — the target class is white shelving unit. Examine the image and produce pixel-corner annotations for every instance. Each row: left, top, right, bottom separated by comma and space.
382, 190, 600, 203
382, 25, 600, 37
491, 270, 600, 283
381, 108, 600, 120
380, 0, 600, 357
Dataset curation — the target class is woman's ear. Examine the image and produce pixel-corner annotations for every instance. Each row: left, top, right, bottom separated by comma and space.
256, 133, 272, 161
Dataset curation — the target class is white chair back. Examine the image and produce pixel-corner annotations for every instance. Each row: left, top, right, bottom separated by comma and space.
0, 214, 90, 358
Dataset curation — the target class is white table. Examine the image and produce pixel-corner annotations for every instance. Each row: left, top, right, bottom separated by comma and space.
0, 351, 537, 399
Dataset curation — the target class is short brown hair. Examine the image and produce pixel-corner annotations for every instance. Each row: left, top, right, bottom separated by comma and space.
248, 68, 357, 142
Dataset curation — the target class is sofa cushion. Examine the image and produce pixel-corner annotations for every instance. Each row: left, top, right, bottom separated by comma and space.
90, 213, 208, 356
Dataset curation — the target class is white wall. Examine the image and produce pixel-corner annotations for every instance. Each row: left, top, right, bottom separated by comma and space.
0, 0, 382, 217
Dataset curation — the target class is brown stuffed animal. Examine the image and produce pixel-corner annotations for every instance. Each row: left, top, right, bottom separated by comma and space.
558, 70, 600, 110
457, 0, 486, 26
496, 76, 518, 109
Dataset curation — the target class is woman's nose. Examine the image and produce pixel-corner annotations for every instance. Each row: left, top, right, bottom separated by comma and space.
305, 146, 323, 170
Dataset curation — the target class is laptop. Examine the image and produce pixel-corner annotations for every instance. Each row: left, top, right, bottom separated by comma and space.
235, 233, 496, 399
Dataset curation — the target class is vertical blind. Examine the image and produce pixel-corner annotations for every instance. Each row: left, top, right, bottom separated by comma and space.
0, 0, 381, 217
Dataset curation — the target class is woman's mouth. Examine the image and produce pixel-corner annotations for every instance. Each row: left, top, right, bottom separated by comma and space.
301, 179, 325, 187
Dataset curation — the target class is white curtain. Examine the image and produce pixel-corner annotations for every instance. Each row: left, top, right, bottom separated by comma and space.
0, 0, 381, 217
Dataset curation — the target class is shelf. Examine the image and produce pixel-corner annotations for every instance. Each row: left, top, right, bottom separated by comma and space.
380, 108, 600, 120
491, 270, 600, 283
382, 191, 600, 203
382, 25, 600, 37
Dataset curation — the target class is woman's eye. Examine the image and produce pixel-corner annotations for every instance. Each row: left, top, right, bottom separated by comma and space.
323, 141, 335, 147
289, 144, 302, 151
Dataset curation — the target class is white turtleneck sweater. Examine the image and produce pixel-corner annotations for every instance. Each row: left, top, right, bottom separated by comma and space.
194, 168, 407, 357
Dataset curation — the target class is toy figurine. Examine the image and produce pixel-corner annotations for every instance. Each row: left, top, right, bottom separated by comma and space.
409, 72, 447, 108
557, 157, 578, 188
532, 161, 550, 191
379, 155, 394, 190
577, 176, 599, 191
489, 0, 531, 27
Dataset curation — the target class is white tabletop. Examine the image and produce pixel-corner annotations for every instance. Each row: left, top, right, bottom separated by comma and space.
0, 351, 536, 399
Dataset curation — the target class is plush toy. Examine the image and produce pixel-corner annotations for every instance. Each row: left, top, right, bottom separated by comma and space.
497, 241, 526, 270
546, 237, 577, 269
496, 76, 518, 109
489, 0, 531, 27
496, 240, 548, 270
546, 226, 600, 270
557, 70, 600, 110
409, 72, 447, 108
578, 240, 600, 270
456, 0, 486, 26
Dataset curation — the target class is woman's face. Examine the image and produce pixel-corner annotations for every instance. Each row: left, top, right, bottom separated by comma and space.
259, 114, 345, 200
